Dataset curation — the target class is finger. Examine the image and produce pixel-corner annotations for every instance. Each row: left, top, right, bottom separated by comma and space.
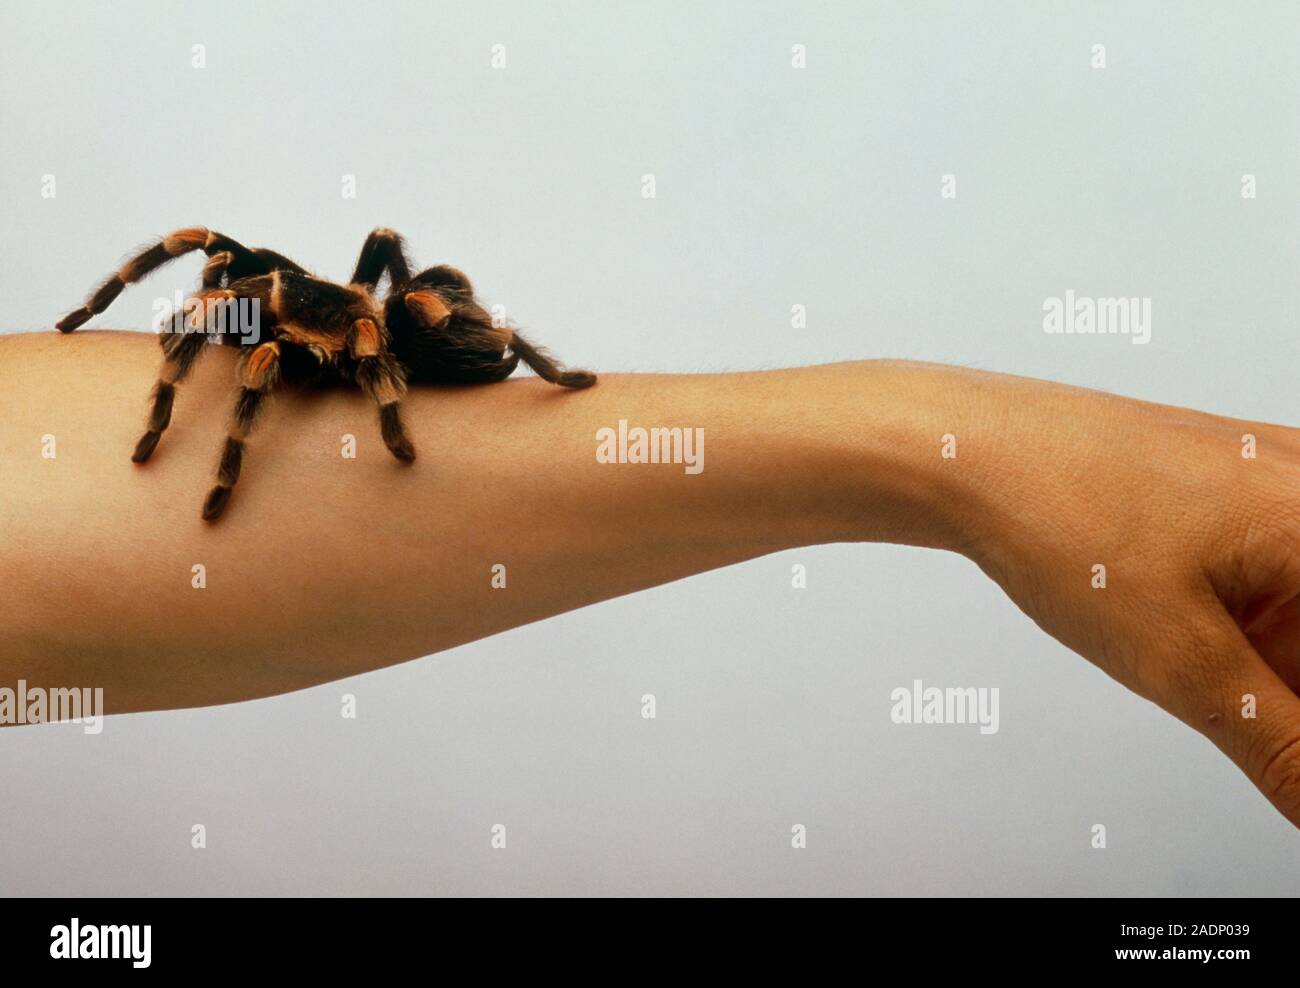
1154, 610, 1300, 827
1243, 593, 1300, 692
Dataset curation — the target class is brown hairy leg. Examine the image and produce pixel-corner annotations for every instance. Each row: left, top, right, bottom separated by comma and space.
350, 227, 413, 291
56, 227, 210, 332
349, 317, 415, 461
201, 340, 282, 521
132, 289, 240, 462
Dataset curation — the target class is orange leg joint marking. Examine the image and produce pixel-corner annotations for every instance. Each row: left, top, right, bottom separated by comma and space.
163, 227, 210, 255
351, 318, 382, 358
242, 341, 281, 389
404, 290, 452, 328
186, 288, 235, 330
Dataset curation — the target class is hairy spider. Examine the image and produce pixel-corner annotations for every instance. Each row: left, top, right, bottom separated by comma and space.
56, 227, 596, 521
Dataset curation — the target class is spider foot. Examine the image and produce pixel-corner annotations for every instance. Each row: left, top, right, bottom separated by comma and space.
202, 484, 232, 521
557, 370, 597, 389
132, 430, 162, 463
379, 403, 415, 462
388, 437, 416, 462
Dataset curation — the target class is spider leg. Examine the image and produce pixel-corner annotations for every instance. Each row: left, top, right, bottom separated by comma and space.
56, 228, 294, 333
131, 287, 251, 462
505, 331, 596, 389
350, 228, 412, 293
201, 248, 234, 289
348, 318, 415, 462
201, 340, 282, 521
57, 227, 213, 332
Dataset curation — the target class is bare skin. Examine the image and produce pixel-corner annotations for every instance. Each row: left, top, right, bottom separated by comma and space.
3, 329, 1300, 830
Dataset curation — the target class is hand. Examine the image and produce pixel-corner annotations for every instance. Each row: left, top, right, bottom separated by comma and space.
926, 365, 1300, 828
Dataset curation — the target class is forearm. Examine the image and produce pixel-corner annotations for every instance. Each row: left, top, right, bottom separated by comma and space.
0, 331, 966, 714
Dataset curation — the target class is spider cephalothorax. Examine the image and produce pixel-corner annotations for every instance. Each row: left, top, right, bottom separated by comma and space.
56, 227, 596, 520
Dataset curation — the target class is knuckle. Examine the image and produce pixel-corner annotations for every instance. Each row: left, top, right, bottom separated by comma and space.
1258, 733, 1300, 804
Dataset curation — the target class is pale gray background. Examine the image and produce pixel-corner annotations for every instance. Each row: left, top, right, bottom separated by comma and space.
1, 1, 1297, 895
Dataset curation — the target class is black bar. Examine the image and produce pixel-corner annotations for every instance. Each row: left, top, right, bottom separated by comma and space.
0, 897, 1284, 974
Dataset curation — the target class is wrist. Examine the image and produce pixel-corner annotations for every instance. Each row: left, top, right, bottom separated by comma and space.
811, 360, 1006, 560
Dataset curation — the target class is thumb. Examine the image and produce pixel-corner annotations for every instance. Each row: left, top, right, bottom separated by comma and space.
1156, 611, 1300, 828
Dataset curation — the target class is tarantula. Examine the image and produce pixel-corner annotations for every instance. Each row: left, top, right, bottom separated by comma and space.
56, 227, 595, 520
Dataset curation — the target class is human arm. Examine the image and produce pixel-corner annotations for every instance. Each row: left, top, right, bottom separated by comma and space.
2, 329, 1299, 828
